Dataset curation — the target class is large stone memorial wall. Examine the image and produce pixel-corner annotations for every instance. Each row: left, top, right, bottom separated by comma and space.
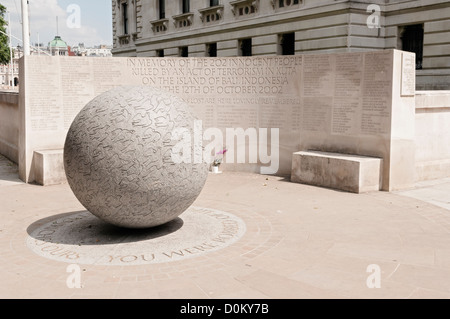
19, 50, 416, 191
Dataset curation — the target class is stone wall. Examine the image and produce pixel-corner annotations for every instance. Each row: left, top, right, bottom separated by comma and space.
0, 91, 19, 163
19, 50, 419, 191
415, 91, 450, 181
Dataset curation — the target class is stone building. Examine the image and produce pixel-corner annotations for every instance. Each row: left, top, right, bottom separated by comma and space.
0, 48, 20, 90
48, 35, 69, 56
111, 0, 450, 90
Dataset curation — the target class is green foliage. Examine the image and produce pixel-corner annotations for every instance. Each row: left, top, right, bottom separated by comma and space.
0, 4, 11, 65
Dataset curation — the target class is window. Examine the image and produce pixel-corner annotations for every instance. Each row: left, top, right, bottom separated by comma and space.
279, 0, 300, 8
239, 38, 252, 56
159, 0, 166, 19
400, 24, 424, 70
231, 0, 258, 17
182, 0, 190, 13
122, 3, 128, 35
207, 43, 217, 57
199, 1, 223, 23
157, 49, 164, 57
279, 33, 295, 55
180, 46, 188, 57
152, 0, 168, 32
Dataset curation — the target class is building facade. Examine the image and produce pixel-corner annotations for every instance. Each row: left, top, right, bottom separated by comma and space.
0, 48, 20, 90
111, 0, 450, 90
48, 35, 69, 56
71, 44, 113, 57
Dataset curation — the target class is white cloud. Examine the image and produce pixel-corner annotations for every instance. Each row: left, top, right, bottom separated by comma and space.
3, 0, 111, 47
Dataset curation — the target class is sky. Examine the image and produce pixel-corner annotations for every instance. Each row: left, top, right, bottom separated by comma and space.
1, 0, 113, 47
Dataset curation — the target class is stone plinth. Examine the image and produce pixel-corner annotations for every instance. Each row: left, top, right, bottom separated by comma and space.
291, 151, 383, 193
33, 150, 66, 186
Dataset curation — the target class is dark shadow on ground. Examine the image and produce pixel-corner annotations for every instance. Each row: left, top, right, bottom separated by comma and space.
0, 154, 23, 184
26, 211, 184, 246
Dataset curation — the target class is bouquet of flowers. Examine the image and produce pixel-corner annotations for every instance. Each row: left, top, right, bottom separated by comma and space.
213, 147, 227, 167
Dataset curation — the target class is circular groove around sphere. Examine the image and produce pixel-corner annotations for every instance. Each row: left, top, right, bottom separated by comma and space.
64, 86, 208, 229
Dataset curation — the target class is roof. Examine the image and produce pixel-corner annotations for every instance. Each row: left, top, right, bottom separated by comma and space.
48, 36, 68, 48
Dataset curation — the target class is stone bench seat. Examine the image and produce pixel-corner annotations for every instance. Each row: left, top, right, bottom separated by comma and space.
291, 151, 383, 193
33, 149, 66, 186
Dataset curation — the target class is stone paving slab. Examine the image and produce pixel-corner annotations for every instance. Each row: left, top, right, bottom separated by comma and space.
395, 177, 450, 211
1, 155, 450, 299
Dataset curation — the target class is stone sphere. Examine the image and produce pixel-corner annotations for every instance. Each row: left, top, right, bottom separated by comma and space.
64, 86, 209, 229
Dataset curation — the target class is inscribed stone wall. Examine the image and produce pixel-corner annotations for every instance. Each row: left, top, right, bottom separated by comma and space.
19, 50, 415, 190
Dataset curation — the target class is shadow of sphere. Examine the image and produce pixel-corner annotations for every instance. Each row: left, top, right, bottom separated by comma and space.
27, 211, 184, 246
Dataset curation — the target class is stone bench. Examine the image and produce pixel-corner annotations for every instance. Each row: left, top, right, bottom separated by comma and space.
291, 151, 383, 193
33, 149, 66, 186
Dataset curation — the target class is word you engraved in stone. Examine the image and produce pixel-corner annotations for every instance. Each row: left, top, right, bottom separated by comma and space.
107, 212, 242, 264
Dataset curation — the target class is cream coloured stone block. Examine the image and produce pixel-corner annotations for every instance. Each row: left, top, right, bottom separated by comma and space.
417, 75, 450, 90
386, 8, 450, 26
424, 32, 450, 45
425, 19, 450, 33
253, 35, 277, 46
296, 36, 347, 51
349, 24, 384, 38
217, 48, 237, 57
384, 26, 398, 38
348, 36, 385, 49
424, 44, 450, 57
217, 40, 237, 50
33, 150, 66, 186
296, 25, 348, 40
252, 44, 277, 56
291, 151, 382, 194
164, 48, 179, 56
189, 44, 205, 52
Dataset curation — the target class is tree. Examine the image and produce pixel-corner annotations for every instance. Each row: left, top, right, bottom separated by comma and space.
0, 4, 11, 65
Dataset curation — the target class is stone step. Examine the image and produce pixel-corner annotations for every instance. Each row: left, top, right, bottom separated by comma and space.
291, 151, 383, 194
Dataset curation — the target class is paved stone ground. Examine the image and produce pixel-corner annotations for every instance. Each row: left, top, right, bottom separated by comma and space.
395, 178, 450, 211
1, 154, 450, 299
